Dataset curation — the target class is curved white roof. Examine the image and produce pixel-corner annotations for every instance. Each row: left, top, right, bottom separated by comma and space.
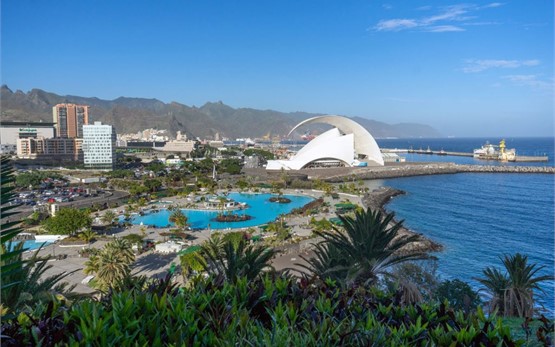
289, 115, 384, 166
266, 115, 383, 170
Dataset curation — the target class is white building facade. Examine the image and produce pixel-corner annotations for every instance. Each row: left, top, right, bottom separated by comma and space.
82, 121, 116, 170
266, 115, 384, 171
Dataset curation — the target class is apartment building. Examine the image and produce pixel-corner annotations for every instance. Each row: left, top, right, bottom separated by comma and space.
52, 103, 89, 138
17, 137, 83, 161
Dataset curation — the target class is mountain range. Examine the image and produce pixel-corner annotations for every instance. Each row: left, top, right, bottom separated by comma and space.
0, 85, 441, 139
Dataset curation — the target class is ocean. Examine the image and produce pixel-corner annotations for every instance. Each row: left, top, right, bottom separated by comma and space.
372, 137, 555, 315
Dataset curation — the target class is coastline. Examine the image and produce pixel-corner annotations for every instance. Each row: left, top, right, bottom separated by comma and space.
362, 187, 443, 253
249, 162, 555, 183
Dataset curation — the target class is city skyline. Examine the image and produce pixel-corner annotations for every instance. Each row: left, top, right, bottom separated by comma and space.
2, 1, 553, 137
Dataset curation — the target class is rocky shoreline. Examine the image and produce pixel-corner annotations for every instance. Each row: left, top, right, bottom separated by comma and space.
362, 187, 443, 253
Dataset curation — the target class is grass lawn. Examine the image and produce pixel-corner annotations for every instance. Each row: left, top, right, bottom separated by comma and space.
503, 317, 553, 347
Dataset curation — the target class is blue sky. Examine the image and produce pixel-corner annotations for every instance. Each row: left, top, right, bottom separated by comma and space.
1, 1, 553, 137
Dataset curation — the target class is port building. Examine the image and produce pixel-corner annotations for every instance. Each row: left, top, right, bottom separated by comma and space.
266, 115, 384, 170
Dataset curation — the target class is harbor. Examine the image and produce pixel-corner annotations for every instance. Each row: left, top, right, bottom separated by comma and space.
402, 148, 549, 162
382, 139, 549, 162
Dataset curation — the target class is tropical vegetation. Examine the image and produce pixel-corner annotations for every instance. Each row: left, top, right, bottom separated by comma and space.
477, 253, 553, 317
1, 157, 74, 316
41, 208, 92, 236
301, 208, 429, 287
84, 238, 135, 291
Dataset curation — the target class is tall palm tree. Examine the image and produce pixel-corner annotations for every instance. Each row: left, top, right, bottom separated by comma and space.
475, 267, 510, 315
105, 238, 134, 264
478, 253, 553, 317
301, 208, 429, 287
96, 247, 131, 291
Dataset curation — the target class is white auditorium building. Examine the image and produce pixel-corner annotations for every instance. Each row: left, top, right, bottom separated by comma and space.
266, 115, 384, 171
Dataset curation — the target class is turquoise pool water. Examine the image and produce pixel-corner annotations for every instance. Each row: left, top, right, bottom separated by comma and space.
129, 192, 314, 229
9, 240, 52, 252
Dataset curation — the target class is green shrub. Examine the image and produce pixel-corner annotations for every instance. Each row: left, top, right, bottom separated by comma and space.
1, 275, 528, 346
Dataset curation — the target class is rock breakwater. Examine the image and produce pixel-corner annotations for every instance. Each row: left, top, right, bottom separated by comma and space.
322, 163, 554, 182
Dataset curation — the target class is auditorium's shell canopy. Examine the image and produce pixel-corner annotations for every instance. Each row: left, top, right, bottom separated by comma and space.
266, 115, 384, 171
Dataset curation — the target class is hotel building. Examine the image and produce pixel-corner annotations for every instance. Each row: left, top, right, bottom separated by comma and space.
82, 121, 116, 170
52, 103, 89, 138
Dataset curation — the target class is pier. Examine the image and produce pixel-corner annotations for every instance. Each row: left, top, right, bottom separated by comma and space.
382, 148, 549, 162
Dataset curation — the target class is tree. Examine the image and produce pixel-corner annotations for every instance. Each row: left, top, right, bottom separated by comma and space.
218, 159, 243, 175
301, 208, 429, 287
180, 248, 206, 280
477, 253, 553, 317
41, 208, 92, 236
436, 279, 481, 314
144, 178, 162, 192
79, 229, 98, 243
84, 239, 135, 291
201, 238, 276, 283
105, 238, 135, 265
101, 210, 117, 225
169, 210, 188, 230
1, 157, 74, 314
95, 248, 131, 291
236, 179, 249, 192
1, 242, 76, 313
475, 267, 510, 315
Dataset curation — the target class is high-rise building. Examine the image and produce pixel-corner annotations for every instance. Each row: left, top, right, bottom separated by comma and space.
82, 121, 116, 170
52, 103, 89, 138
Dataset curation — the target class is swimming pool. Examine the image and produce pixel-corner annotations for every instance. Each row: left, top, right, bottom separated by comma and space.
129, 192, 314, 229
9, 240, 53, 252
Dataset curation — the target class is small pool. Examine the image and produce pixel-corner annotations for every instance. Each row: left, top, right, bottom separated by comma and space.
9, 240, 53, 252
128, 192, 314, 229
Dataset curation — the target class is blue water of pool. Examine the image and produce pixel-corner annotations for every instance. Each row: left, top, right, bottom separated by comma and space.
129, 192, 314, 229
9, 240, 52, 252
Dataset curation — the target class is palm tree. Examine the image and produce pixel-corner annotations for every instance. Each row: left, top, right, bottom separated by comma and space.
169, 210, 188, 230
96, 247, 131, 291
79, 228, 98, 244
477, 253, 553, 317
200, 237, 276, 283
475, 267, 510, 315
84, 251, 101, 276
1, 242, 77, 313
1, 157, 75, 314
105, 238, 134, 265
301, 208, 429, 287
180, 249, 206, 281
101, 210, 117, 225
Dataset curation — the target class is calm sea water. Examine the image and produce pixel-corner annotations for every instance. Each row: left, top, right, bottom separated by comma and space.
372, 137, 554, 315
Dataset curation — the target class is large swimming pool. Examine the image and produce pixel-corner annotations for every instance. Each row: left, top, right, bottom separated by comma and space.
129, 192, 314, 229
